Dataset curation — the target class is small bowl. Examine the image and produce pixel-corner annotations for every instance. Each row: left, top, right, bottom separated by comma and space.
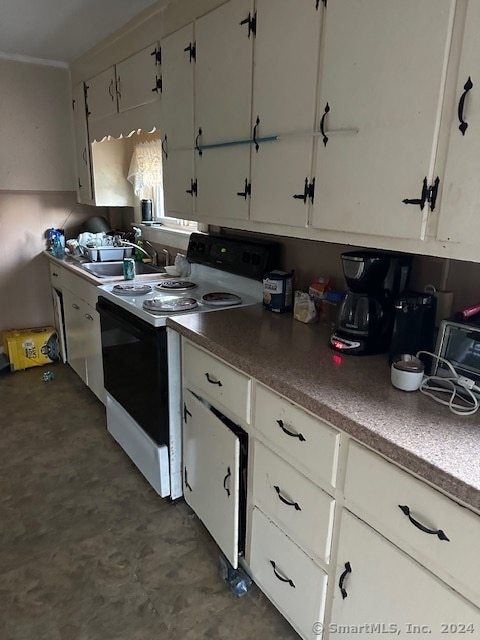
164, 265, 181, 277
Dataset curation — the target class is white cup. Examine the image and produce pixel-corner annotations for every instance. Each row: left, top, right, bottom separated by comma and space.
391, 355, 425, 392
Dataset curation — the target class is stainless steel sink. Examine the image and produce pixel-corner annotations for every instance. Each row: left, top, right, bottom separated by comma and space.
81, 261, 165, 278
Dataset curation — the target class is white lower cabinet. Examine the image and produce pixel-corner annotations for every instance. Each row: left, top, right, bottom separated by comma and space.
182, 388, 243, 569
330, 510, 480, 640
250, 507, 328, 640
50, 263, 104, 404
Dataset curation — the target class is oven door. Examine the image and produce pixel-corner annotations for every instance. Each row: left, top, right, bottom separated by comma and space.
96, 296, 169, 446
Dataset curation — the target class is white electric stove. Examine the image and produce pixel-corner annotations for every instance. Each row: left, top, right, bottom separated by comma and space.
96, 233, 277, 501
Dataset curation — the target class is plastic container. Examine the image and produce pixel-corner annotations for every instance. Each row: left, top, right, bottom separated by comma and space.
3, 327, 59, 371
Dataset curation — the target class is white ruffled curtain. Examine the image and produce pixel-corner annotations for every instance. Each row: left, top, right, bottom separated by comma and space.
127, 140, 163, 195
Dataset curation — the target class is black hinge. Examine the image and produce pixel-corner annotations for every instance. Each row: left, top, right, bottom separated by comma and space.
184, 42, 196, 63
184, 467, 192, 492
151, 47, 161, 64
293, 178, 315, 204
236, 178, 252, 199
402, 176, 440, 212
240, 12, 256, 38
186, 179, 197, 197
72, 99, 76, 111
316, 0, 327, 8
152, 75, 162, 93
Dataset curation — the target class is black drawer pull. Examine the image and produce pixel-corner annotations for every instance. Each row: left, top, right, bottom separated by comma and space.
339, 561, 352, 599
458, 76, 473, 135
223, 467, 231, 497
274, 485, 301, 511
205, 372, 222, 387
276, 419, 305, 442
270, 560, 295, 588
398, 505, 450, 541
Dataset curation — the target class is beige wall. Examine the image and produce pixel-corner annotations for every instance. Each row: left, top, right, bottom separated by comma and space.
0, 59, 105, 336
0, 60, 75, 191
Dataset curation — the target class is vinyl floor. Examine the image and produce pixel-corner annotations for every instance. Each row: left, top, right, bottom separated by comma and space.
0, 363, 301, 640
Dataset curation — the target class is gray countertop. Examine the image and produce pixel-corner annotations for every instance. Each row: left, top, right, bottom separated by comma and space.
169, 304, 480, 513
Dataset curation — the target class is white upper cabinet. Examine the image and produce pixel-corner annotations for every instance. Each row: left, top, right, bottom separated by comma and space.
161, 23, 195, 150
86, 43, 161, 122
71, 82, 93, 204
86, 67, 118, 122
195, 0, 254, 144
311, 0, 456, 241
437, 2, 480, 246
249, 0, 322, 226
163, 149, 196, 218
251, 0, 322, 138
115, 44, 162, 113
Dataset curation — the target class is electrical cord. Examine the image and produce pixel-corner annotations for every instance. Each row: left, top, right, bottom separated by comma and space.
415, 350, 480, 416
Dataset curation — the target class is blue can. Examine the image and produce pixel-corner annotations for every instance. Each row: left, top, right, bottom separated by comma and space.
123, 257, 135, 280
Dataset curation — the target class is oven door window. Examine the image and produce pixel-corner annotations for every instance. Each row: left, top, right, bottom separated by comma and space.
97, 297, 169, 445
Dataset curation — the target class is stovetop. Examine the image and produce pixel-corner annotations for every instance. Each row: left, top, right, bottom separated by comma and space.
97, 263, 263, 327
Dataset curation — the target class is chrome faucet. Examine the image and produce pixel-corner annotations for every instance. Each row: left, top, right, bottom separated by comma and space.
143, 241, 158, 266
162, 248, 171, 266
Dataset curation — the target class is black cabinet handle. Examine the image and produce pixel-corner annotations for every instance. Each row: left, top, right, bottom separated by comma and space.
108, 79, 115, 100
162, 135, 168, 159
398, 505, 450, 541
195, 128, 203, 156
237, 178, 251, 199
274, 485, 301, 511
270, 561, 295, 588
183, 403, 192, 423
253, 116, 260, 152
223, 467, 231, 497
152, 75, 162, 93
339, 561, 352, 599
320, 102, 330, 146
276, 419, 306, 442
205, 372, 223, 387
458, 76, 473, 135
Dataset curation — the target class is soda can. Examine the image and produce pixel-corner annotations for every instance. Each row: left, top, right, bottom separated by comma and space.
123, 257, 135, 280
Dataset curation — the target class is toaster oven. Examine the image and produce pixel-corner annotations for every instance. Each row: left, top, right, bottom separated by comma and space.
433, 319, 480, 384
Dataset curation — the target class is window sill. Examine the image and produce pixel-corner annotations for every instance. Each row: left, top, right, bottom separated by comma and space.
130, 223, 197, 252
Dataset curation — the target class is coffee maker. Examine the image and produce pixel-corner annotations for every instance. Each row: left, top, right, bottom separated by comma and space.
330, 251, 412, 355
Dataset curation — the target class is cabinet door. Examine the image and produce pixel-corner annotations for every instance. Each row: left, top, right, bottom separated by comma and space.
183, 390, 240, 568
63, 289, 87, 384
437, 2, 480, 244
161, 24, 194, 149
195, 0, 253, 144
116, 43, 161, 113
250, 135, 314, 227
331, 511, 480, 638
311, 0, 455, 240
86, 67, 117, 121
72, 82, 93, 204
195, 146, 251, 221
163, 149, 195, 219
83, 304, 105, 404
252, 0, 322, 137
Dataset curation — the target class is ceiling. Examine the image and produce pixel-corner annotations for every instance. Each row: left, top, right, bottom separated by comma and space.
0, 0, 170, 65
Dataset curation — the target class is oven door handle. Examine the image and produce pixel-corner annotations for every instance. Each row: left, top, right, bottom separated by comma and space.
97, 298, 154, 339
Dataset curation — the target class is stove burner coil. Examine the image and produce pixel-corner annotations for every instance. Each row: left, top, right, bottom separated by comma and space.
143, 297, 199, 314
201, 292, 242, 307
155, 280, 197, 292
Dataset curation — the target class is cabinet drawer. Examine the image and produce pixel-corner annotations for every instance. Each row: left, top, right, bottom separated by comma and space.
49, 262, 66, 289
62, 269, 99, 308
249, 507, 327, 640
254, 383, 340, 490
344, 441, 480, 607
183, 341, 251, 423
252, 441, 335, 564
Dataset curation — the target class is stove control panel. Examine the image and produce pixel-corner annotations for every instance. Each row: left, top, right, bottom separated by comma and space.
187, 233, 278, 280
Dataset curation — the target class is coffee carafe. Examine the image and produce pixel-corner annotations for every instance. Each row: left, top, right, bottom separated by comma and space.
330, 251, 412, 355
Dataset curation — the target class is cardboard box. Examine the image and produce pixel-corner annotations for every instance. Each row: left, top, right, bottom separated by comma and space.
3, 326, 59, 371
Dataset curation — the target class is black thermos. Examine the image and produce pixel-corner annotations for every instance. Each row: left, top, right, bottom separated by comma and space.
141, 199, 153, 222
